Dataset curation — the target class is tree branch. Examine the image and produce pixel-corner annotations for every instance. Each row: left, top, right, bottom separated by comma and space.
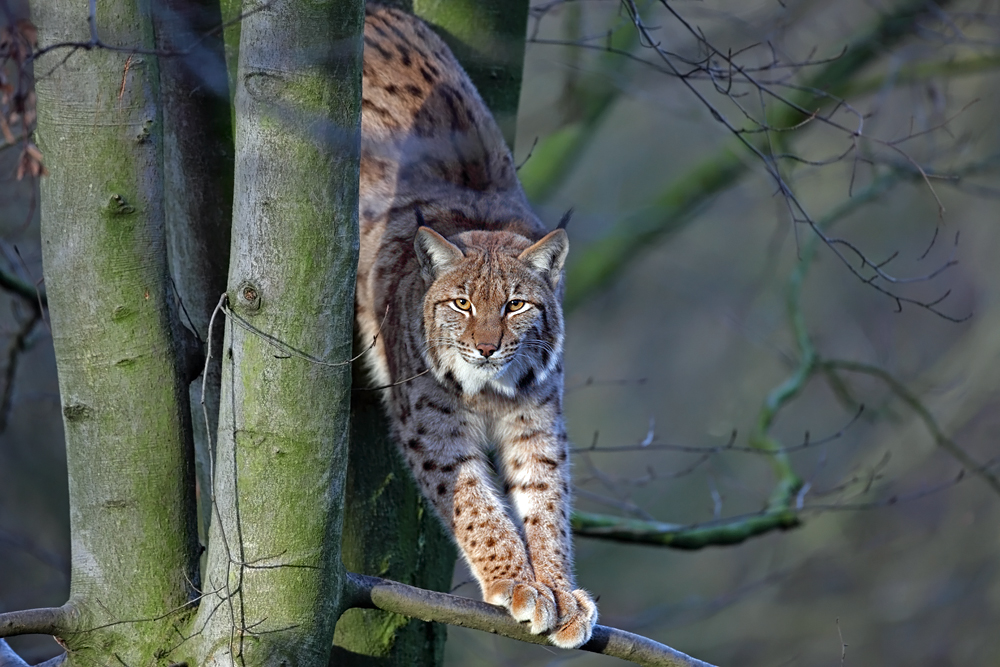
565, 165, 955, 547
571, 509, 798, 548
343, 572, 716, 667
0, 607, 67, 638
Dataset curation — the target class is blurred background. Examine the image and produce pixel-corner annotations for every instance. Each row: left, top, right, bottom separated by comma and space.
3, 0, 1000, 665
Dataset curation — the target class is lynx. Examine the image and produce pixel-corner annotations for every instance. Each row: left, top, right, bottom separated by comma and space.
355, 5, 597, 649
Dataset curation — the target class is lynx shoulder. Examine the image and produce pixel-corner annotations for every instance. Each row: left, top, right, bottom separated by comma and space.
354, 5, 597, 649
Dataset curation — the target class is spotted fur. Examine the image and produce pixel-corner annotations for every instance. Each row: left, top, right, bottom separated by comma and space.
355, 5, 597, 649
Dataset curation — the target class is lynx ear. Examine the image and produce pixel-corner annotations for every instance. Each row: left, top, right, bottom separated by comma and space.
415, 226, 464, 279
518, 229, 569, 288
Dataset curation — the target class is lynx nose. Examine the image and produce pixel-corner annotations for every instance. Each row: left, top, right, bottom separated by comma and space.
476, 343, 498, 358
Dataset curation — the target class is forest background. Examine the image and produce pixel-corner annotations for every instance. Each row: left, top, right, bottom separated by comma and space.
1, 0, 999, 665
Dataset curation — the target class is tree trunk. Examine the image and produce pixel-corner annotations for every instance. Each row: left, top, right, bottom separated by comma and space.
31, 0, 364, 664
332, 384, 455, 665
32, 0, 528, 664
188, 0, 364, 664
152, 0, 235, 551
33, 0, 200, 663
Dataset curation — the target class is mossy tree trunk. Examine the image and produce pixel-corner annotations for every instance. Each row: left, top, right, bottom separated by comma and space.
188, 0, 364, 663
33, 0, 201, 662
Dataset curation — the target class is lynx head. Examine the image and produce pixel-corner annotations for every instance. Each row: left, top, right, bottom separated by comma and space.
415, 225, 568, 397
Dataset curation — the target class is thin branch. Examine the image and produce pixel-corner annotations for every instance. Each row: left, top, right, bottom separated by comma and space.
342, 572, 716, 667
574, 405, 863, 456
562, 0, 958, 312
0, 265, 45, 308
566, 171, 921, 548
0, 307, 41, 432
29, 1, 271, 65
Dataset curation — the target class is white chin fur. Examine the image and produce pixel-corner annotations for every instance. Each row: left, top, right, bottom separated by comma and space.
434, 345, 556, 397
443, 352, 495, 395
433, 349, 513, 396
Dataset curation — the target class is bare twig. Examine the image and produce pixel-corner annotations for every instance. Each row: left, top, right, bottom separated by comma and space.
0, 265, 45, 307
560, 0, 965, 312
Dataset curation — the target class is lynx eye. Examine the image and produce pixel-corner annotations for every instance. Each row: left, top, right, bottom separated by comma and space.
506, 299, 527, 313
453, 298, 472, 311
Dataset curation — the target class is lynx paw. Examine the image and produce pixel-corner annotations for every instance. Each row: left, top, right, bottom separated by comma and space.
548, 588, 598, 649
484, 579, 557, 635
485, 581, 598, 649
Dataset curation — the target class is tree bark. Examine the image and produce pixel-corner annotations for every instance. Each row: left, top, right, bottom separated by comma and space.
152, 0, 235, 552
33, 0, 200, 663
188, 0, 364, 664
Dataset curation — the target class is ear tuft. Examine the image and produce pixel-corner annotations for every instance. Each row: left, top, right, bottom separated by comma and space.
415, 226, 464, 279
518, 229, 569, 288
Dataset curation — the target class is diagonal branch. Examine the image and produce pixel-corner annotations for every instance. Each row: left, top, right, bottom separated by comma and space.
343, 571, 716, 667
822, 359, 1000, 497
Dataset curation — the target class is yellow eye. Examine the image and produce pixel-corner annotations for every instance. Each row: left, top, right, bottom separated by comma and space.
506, 299, 527, 313
454, 298, 472, 311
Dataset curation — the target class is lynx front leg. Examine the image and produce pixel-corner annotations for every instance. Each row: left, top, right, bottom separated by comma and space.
497, 398, 598, 649
393, 392, 561, 634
